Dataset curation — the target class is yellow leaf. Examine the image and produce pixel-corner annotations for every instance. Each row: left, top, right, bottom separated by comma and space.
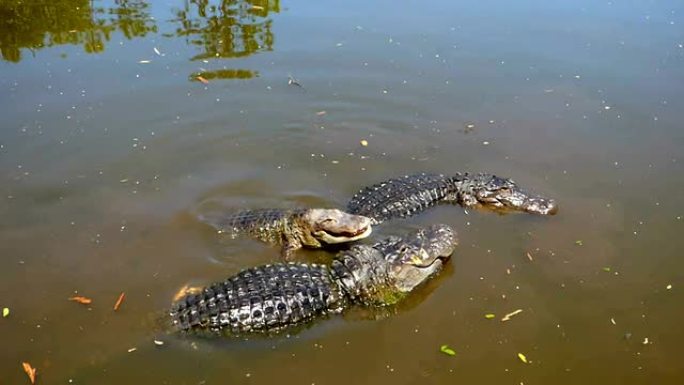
518, 353, 528, 363
440, 344, 456, 356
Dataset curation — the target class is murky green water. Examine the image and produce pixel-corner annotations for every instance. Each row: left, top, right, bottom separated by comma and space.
2, 0, 684, 383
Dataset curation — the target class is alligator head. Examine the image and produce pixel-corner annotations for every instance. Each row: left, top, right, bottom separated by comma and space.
338, 224, 457, 305
384, 224, 457, 294
302, 208, 373, 244
458, 174, 558, 215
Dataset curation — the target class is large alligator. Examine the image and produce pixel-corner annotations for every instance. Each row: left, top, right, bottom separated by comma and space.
198, 208, 373, 258
170, 224, 456, 334
346, 172, 558, 224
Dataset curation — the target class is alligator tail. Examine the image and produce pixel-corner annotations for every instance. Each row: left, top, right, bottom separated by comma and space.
170, 263, 346, 333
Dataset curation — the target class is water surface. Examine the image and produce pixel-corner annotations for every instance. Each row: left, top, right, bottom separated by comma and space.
1, 0, 683, 384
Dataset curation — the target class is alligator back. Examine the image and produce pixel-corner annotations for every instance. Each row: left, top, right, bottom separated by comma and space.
171, 263, 346, 334
346, 173, 457, 224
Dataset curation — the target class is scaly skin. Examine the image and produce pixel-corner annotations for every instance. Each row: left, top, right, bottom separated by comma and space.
346, 172, 558, 224
170, 224, 457, 334
199, 208, 373, 258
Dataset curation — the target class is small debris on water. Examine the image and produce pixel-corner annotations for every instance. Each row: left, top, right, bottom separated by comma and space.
485, 313, 496, 319
575, 240, 583, 246
22, 362, 37, 384
642, 338, 650, 345
526, 252, 534, 261
666, 284, 672, 290
69, 296, 92, 305
196, 76, 209, 84
517, 353, 529, 364
482, 141, 490, 145
316, 111, 327, 116
113, 292, 126, 311
360, 139, 368, 146
138, 60, 151, 64
2, 307, 8, 317
287, 75, 302, 88
127, 347, 137, 353
440, 344, 456, 356
602, 267, 612, 272
154, 340, 165, 346
610, 318, 616, 325
172, 284, 202, 302
501, 309, 523, 322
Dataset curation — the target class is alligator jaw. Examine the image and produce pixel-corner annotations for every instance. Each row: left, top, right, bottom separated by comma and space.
387, 224, 457, 294
314, 224, 372, 244
305, 208, 373, 244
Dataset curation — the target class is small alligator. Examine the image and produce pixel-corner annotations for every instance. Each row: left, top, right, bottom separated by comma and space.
199, 208, 373, 258
170, 224, 456, 334
346, 172, 558, 224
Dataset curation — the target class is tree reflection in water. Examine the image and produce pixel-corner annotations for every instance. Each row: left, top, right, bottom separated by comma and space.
171, 0, 279, 61
0, 0, 280, 80
0, 0, 157, 63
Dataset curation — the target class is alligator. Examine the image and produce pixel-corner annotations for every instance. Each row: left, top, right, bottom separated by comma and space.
346, 172, 558, 224
198, 208, 373, 259
170, 224, 457, 334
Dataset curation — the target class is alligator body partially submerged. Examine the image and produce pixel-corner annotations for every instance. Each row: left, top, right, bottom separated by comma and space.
199, 208, 373, 258
170, 224, 457, 334
346, 172, 558, 224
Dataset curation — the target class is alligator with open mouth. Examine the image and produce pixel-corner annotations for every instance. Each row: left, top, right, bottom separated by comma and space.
170, 224, 456, 334
346, 172, 558, 224
199, 208, 373, 259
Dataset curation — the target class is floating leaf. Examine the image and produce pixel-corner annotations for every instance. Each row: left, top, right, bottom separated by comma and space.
69, 296, 92, 305
2, 307, 9, 317
172, 284, 203, 302
518, 353, 528, 363
575, 240, 583, 246
440, 344, 456, 356
485, 313, 496, 319
22, 362, 37, 384
113, 292, 126, 311
602, 267, 611, 272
